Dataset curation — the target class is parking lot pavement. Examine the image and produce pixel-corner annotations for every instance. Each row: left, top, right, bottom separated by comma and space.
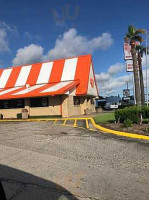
1, 122, 149, 200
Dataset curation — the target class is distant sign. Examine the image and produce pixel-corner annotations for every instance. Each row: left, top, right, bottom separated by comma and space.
126, 60, 139, 72
126, 60, 133, 72
123, 89, 130, 98
123, 97, 130, 100
124, 43, 132, 60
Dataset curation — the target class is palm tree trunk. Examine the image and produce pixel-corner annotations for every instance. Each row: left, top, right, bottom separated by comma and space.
131, 43, 141, 106
138, 52, 145, 106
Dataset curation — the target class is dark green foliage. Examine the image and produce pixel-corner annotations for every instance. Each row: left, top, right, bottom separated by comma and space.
115, 106, 140, 123
145, 127, 149, 134
115, 106, 149, 124
123, 119, 132, 128
141, 106, 149, 118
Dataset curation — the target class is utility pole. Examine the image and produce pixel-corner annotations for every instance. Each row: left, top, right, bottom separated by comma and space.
127, 82, 128, 90
146, 30, 148, 106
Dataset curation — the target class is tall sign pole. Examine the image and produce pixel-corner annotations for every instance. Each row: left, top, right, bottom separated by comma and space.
146, 30, 148, 106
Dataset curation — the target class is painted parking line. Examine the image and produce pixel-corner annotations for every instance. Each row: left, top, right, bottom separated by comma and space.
1, 117, 149, 140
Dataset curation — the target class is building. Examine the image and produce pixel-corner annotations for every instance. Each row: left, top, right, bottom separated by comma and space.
95, 96, 121, 110
0, 54, 98, 118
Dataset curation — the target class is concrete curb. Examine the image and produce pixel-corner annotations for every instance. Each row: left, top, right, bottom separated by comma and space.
91, 118, 149, 141
1, 117, 149, 141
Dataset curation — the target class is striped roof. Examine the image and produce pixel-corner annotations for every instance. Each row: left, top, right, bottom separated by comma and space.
0, 55, 98, 99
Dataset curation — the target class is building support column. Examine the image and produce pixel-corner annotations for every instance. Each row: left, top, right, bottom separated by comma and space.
25, 98, 30, 115
61, 95, 69, 117
61, 95, 74, 117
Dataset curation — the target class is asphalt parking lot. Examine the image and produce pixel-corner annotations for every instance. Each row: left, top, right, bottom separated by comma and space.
1, 122, 149, 200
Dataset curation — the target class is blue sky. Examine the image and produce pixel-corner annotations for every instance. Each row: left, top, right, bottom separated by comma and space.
0, 0, 148, 96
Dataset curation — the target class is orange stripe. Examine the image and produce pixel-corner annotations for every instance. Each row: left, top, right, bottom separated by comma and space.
26, 63, 42, 86
49, 59, 65, 83
0, 81, 78, 100
75, 55, 91, 95
0, 87, 24, 99
5, 67, 21, 88
0, 69, 3, 78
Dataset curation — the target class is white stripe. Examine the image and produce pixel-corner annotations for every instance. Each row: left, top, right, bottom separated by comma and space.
41, 81, 73, 93
0, 69, 12, 88
0, 87, 21, 96
36, 62, 53, 84
13, 84, 45, 95
15, 65, 32, 87
61, 58, 78, 81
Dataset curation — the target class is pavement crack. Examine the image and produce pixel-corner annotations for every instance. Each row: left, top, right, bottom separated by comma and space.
8, 186, 24, 200
1, 178, 77, 197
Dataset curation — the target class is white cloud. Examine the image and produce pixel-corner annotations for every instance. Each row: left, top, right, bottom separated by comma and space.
0, 21, 18, 35
96, 62, 133, 96
0, 29, 9, 53
96, 63, 124, 82
0, 21, 18, 54
96, 72, 111, 82
97, 74, 133, 97
47, 29, 113, 59
12, 28, 114, 66
12, 44, 44, 66
108, 63, 124, 75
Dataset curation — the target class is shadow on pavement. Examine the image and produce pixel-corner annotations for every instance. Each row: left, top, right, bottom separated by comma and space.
0, 164, 79, 200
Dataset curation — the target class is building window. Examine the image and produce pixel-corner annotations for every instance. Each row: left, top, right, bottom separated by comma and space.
0, 99, 25, 109
73, 96, 80, 105
30, 97, 49, 108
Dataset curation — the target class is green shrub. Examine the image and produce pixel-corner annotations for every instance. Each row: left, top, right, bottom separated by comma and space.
145, 127, 149, 134
141, 106, 149, 118
115, 106, 144, 124
123, 118, 132, 128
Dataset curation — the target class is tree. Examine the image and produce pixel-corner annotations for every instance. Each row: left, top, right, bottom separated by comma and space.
136, 45, 147, 106
125, 25, 145, 106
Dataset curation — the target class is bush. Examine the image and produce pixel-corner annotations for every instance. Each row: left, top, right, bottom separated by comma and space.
115, 106, 141, 124
141, 106, 149, 118
115, 106, 149, 124
145, 127, 149, 134
123, 119, 132, 128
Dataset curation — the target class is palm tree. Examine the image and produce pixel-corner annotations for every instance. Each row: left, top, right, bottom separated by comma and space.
125, 25, 145, 106
136, 45, 147, 106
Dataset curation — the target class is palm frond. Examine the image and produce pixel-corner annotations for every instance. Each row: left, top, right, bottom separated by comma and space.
136, 29, 145, 34
134, 36, 144, 42
128, 25, 136, 35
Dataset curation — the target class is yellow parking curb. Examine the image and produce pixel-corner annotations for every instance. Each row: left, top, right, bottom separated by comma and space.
1, 117, 149, 141
91, 118, 149, 141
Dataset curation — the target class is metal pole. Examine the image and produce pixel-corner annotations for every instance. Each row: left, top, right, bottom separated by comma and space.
146, 30, 148, 106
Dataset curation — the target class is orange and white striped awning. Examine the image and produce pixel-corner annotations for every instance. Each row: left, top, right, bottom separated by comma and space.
0, 80, 79, 100
0, 55, 98, 100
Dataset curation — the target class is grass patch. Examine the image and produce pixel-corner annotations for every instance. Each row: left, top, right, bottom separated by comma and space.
94, 112, 115, 125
